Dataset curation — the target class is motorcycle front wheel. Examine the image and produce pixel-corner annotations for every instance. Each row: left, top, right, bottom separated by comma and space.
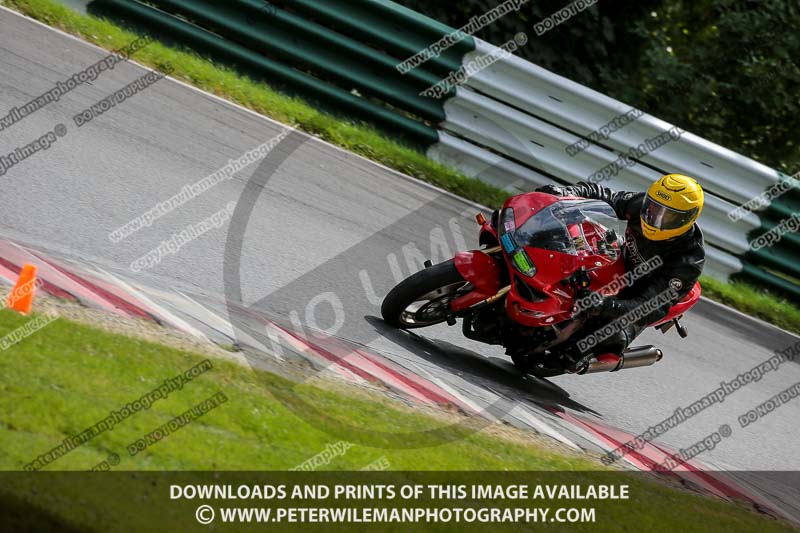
381, 259, 470, 329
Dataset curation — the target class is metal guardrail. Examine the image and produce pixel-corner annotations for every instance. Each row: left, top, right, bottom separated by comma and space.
441, 86, 760, 254
462, 41, 789, 207
88, 0, 450, 147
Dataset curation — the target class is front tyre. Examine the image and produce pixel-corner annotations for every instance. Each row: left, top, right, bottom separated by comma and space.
381, 259, 469, 329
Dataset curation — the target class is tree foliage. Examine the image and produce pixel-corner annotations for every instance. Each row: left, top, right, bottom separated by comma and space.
626, 0, 800, 171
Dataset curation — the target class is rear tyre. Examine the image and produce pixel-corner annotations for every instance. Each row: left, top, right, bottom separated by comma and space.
381, 259, 469, 329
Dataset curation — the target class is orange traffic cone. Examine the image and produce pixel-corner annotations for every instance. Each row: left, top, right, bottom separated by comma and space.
7, 263, 37, 315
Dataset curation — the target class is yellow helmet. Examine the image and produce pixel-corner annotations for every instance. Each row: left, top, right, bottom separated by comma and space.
640, 174, 704, 241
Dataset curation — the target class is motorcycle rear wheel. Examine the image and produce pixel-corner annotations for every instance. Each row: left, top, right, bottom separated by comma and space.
381, 259, 469, 329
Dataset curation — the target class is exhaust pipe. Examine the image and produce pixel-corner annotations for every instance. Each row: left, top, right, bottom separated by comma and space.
581, 345, 663, 374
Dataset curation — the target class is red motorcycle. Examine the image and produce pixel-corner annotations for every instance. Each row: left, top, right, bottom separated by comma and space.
381, 192, 700, 377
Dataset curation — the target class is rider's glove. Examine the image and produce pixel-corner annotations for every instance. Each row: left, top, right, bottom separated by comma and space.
535, 184, 567, 196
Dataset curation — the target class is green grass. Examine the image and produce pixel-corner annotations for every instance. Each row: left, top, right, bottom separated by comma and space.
2, 0, 799, 337
0, 309, 583, 472
701, 276, 800, 334
0, 309, 796, 532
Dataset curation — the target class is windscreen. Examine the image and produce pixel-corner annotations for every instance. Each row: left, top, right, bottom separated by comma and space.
509, 200, 625, 258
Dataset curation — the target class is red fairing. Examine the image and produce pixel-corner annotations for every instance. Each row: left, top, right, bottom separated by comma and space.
451, 251, 502, 311
498, 192, 630, 327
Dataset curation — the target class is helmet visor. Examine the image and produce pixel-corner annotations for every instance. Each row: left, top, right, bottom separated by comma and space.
641, 197, 698, 230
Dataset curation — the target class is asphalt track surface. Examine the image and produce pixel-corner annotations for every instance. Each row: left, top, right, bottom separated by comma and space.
1, 6, 799, 481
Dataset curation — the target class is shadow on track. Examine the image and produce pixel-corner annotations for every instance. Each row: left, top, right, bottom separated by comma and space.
364, 315, 600, 416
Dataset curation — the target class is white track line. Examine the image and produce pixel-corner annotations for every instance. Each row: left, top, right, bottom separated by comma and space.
92, 267, 210, 340
509, 405, 582, 450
